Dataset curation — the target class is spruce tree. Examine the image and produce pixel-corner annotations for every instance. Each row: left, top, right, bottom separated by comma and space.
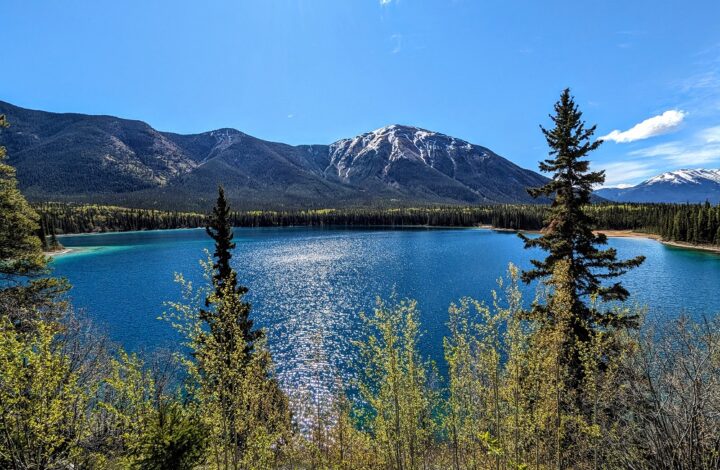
521, 89, 644, 374
166, 186, 290, 465
203, 185, 261, 356
0, 115, 46, 278
0, 115, 67, 324
206, 186, 239, 294
37, 217, 50, 251
49, 224, 61, 250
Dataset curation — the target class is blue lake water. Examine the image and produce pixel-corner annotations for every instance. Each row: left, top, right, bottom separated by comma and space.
52, 227, 720, 400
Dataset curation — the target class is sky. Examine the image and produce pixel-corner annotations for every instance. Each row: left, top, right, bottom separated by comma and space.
2, 0, 719, 188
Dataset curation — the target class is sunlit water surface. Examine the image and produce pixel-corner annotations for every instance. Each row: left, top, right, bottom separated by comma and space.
53, 227, 720, 409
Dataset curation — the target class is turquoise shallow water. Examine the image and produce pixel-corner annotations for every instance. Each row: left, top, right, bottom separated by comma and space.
52, 227, 720, 400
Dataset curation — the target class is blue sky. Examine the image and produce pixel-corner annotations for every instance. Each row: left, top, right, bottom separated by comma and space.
2, 0, 719, 187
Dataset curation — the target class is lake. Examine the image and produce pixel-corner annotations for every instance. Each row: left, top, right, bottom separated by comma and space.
53, 227, 720, 402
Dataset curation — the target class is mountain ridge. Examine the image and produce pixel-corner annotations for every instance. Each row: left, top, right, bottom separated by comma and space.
0, 100, 548, 210
596, 169, 720, 204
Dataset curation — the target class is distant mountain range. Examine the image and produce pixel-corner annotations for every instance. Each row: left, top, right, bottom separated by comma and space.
595, 169, 720, 204
0, 100, 548, 210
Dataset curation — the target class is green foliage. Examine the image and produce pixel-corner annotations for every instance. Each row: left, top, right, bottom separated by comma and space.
521, 89, 644, 387
165, 264, 291, 469
354, 296, 440, 469
202, 186, 261, 357
131, 401, 207, 470
443, 265, 529, 469
442, 263, 648, 469
164, 187, 291, 469
0, 115, 47, 278
0, 116, 68, 328
0, 316, 89, 469
35, 202, 206, 233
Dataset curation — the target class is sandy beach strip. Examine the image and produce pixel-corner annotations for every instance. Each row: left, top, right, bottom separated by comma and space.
44, 247, 76, 257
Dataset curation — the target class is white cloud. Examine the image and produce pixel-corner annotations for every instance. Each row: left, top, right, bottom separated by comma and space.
674, 70, 720, 118
390, 34, 402, 54
380, 0, 392, 4
599, 161, 658, 187
699, 125, 720, 143
634, 143, 720, 166
600, 110, 686, 143
629, 142, 684, 158
628, 127, 720, 166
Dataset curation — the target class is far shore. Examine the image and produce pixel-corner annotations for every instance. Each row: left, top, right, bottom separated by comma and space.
593, 230, 662, 240
660, 240, 720, 254
47, 226, 720, 257
492, 227, 720, 255
593, 230, 720, 254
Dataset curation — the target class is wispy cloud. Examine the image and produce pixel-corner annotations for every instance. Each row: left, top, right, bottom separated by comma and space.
600, 110, 686, 143
390, 33, 402, 54
631, 142, 720, 166
380, 0, 393, 5
597, 125, 720, 187
674, 69, 720, 117
680, 71, 720, 92
699, 125, 720, 143
628, 126, 720, 166
599, 161, 657, 187
629, 142, 684, 158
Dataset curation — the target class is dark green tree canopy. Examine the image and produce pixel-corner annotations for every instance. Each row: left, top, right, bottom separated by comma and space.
203, 186, 262, 355
0, 115, 47, 279
206, 186, 241, 296
521, 89, 645, 331
0, 115, 68, 327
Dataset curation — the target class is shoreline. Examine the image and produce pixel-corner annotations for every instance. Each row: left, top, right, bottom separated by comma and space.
505, 228, 720, 255
45, 247, 76, 257
593, 230, 662, 240
51, 226, 720, 256
660, 240, 720, 254
595, 230, 720, 254
57, 227, 205, 237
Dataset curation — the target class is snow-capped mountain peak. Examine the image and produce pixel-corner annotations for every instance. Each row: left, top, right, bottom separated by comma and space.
645, 169, 720, 186
595, 168, 720, 203
327, 124, 479, 179
322, 123, 547, 202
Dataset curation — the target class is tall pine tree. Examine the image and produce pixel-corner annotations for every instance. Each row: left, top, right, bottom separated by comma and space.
203, 186, 262, 356
176, 186, 290, 464
521, 89, 644, 375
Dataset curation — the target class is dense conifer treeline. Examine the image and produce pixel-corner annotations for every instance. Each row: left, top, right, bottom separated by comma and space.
34, 202, 207, 234
36, 201, 720, 246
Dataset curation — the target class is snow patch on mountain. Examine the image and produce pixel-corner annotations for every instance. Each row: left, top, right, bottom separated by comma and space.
327, 124, 488, 181
645, 169, 720, 186
595, 168, 720, 203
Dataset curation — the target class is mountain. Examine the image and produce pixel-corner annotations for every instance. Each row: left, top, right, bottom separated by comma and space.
0, 100, 548, 210
595, 169, 720, 204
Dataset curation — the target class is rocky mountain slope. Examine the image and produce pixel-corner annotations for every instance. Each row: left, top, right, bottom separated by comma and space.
0, 100, 548, 210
